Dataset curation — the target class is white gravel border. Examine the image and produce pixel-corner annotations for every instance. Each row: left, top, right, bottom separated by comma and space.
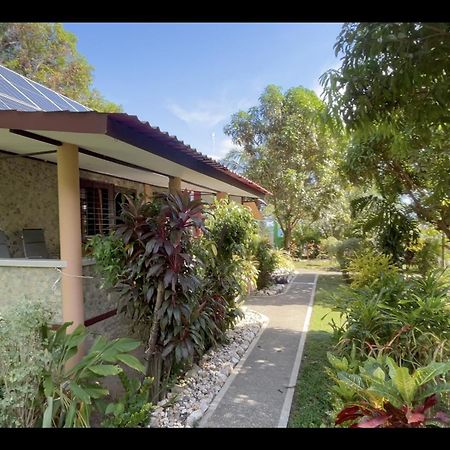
149, 309, 268, 428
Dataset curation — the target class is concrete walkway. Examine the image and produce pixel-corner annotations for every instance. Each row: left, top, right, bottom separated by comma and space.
200, 273, 318, 428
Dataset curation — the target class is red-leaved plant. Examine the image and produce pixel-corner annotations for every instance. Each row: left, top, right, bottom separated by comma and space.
328, 353, 450, 429
114, 192, 207, 400
336, 394, 449, 428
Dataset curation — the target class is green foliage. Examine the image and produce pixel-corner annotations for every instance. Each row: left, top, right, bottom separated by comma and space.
198, 199, 259, 329
409, 229, 443, 275
40, 323, 144, 428
101, 372, 154, 428
0, 300, 53, 427
0, 23, 122, 112
347, 248, 399, 288
253, 237, 278, 289
0, 300, 144, 428
351, 194, 420, 265
328, 354, 450, 428
223, 84, 344, 250
321, 22, 450, 240
86, 233, 126, 288
320, 236, 341, 258
206, 199, 258, 259
272, 248, 295, 271
334, 237, 365, 272
329, 269, 450, 368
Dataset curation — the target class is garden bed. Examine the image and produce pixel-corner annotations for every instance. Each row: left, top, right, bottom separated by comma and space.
149, 309, 267, 428
252, 269, 295, 296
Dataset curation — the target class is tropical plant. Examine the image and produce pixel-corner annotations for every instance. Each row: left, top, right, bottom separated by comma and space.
40, 322, 145, 428
408, 229, 443, 275
113, 192, 206, 401
328, 354, 450, 428
101, 371, 154, 428
334, 237, 365, 273
329, 269, 450, 367
272, 249, 295, 271
320, 236, 341, 259
347, 248, 399, 288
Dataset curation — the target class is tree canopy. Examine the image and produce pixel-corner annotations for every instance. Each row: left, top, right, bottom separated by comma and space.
0, 23, 122, 112
223, 84, 343, 250
321, 22, 450, 239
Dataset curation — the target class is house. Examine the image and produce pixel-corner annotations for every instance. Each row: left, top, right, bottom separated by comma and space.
0, 64, 269, 338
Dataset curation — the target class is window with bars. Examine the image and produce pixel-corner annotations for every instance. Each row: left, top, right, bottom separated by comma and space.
80, 179, 138, 241
80, 180, 114, 240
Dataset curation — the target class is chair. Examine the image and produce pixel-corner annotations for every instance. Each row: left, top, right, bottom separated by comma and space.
22, 228, 49, 259
0, 230, 11, 258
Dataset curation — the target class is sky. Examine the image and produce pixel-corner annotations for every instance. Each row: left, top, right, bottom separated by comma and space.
64, 23, 343, 161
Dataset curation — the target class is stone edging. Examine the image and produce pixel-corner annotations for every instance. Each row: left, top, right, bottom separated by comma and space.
148, 309, 268, 428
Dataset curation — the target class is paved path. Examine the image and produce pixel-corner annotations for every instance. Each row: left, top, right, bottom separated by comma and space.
200, 273, 318, 428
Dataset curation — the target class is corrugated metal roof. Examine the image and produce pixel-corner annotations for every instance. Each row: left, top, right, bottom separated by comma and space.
108, 113, 271, 196
0, 64, 270, 196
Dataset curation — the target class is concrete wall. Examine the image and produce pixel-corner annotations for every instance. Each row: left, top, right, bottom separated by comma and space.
0, 262, 131, 340
0, 265, 63, 322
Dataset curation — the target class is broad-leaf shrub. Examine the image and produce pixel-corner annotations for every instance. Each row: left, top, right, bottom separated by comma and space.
328, 354, 450, 428
198, 199, 259, 322
101, 372, 154, 428
0, 301, 146, 428
40, 323, 144, 428
85, 233, 125, 288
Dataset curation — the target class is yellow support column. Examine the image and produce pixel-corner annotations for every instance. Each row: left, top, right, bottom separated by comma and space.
144, 184, 153, 201
169, 176, 181, 195
57, 143, 84, 348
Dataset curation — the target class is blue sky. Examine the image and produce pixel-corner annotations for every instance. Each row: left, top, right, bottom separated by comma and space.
64, 23, 343, 161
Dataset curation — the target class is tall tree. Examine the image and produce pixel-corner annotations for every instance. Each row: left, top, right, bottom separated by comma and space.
223, 85, 342, 250
0, 23, 122, 112
321, 22, 450, 240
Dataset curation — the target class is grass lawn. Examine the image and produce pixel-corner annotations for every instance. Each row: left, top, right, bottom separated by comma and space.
293, 258, 340, 272
288, 274, 345, 428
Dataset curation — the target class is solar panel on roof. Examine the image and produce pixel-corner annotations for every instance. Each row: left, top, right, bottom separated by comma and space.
0, 64, 91, 112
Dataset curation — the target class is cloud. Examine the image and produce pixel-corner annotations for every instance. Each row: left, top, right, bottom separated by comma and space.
167, 103, 228, 127
207, 137, 241, 161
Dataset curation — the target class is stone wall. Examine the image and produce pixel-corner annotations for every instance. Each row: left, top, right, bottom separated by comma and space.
0, 154, 163, 257
0, 154, 60, 257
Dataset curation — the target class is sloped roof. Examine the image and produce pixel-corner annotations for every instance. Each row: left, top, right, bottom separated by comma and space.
0, 64, 270, 197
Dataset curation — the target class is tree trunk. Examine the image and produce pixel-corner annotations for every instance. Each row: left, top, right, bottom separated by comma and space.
283, 226, 292, 252
145, 280, 165, 401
